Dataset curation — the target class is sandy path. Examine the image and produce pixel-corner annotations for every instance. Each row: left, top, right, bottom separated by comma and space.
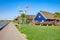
0, 23, 26, 40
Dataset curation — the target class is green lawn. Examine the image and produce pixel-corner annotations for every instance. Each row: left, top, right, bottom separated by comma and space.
16, 24, 60, 40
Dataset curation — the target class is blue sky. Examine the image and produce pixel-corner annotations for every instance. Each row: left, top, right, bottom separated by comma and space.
0, 0, 60, 20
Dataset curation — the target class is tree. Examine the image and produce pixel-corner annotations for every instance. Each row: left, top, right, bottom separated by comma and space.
20, 13, 26, 24
21, 13, 26, 18
54, 12, 60, 18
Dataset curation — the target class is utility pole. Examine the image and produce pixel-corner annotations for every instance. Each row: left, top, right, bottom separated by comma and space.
25, 6, 30, 24
18, 6, 23, 24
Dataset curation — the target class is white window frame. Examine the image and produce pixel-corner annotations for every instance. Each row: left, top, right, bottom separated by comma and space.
39, 16, 41, 18
36, 20, 38, 22
42, 20, 44, 22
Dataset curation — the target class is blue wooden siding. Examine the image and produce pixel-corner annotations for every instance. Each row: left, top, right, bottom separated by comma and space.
34, 12, 46, 22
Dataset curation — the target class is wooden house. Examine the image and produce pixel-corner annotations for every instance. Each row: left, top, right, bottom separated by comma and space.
34, 11, 60, 25
14, 15, 35, 24
25, 15, 35, 23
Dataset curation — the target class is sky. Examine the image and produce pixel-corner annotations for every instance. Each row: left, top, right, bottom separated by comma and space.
0, 0, 60, 20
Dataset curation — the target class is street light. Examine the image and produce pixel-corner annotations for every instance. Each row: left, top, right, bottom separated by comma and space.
25, 6, 30, 23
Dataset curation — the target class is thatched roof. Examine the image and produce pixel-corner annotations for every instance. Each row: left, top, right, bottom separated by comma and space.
40, 11, 56, 19
26, 15, 35, 20
14, 15, 35, 20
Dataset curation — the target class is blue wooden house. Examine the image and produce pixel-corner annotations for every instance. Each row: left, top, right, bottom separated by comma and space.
34, 11, 60, 25
34, 12, 46, 22
34, 11, 55, 22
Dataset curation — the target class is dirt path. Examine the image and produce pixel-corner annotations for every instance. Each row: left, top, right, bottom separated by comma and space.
0, 23, 26, 40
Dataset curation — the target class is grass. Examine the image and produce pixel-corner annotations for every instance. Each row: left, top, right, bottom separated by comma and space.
16, 24, 60, 40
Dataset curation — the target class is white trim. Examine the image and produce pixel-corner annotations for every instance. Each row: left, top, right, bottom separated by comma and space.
39, 12, 47, 19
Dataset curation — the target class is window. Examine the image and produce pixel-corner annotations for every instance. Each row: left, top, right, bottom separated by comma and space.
42, 20, 44, 22
36, 20, 38, 22
39, 16, 41, 18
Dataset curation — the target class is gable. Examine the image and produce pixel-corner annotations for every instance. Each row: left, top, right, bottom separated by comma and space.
34, 12, 46, 22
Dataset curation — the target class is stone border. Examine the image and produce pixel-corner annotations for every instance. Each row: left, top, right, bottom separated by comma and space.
0, 22, 9, 31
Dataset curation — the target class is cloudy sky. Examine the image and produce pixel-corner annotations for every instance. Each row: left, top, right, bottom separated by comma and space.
0, 0, 60, 20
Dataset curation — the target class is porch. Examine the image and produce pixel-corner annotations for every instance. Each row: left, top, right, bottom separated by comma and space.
31, 19, 60, 26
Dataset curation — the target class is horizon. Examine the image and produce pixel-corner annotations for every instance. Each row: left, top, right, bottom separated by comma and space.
0, 0, 60, 20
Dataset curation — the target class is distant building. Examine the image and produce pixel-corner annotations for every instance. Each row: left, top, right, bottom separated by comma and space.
14, 15, 35, 24
26, 15, 35, 23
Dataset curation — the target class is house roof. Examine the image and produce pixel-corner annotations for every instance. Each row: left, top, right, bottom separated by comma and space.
14, 16, 20, 21
40, 11, 56, 19
14, 15, 35, 20
26, 15, 35, 20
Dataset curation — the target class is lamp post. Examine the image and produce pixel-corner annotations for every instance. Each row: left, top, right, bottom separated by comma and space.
25, 6, 30, 24
18, 6, 23, 24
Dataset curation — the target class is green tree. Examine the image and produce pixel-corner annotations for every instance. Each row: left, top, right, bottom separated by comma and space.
20, 13, 26, 24
21, 13, 26, 18
54, 12, 60, 18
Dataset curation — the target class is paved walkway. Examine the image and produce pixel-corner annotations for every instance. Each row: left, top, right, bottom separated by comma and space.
0, 23, 26, 40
